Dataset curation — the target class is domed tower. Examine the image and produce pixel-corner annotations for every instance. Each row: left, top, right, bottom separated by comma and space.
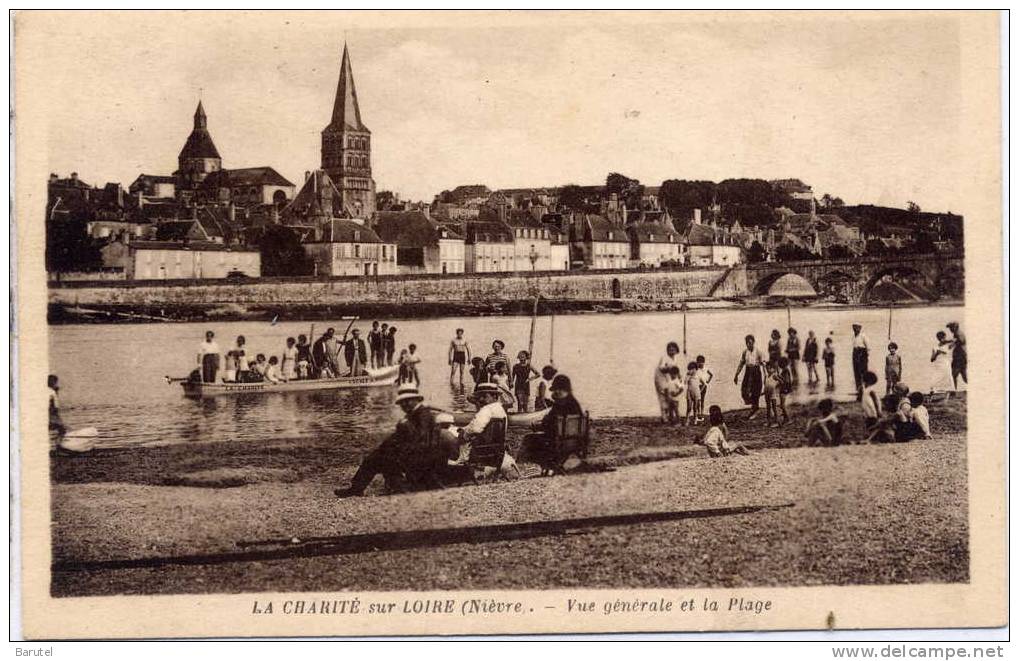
176, 101, 222, 193
321, 43, 376, 220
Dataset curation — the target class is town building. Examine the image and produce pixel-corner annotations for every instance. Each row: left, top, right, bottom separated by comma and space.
101, 236, 260, 280
627, 222, 684, 267
375, 210, 465, 275
462, 220, 515, 273
129, 174, 176, 199
320, 44, 376, 220
303, 218, 397, 277
570, 214, 629, 269
684, 223, 743, 266
547, 224, 572, 272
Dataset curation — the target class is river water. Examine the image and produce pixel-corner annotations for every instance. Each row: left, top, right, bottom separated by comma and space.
49, 305, 964, 449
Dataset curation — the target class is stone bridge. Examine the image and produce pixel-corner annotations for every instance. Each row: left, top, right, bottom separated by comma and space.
743, 253, 965, 303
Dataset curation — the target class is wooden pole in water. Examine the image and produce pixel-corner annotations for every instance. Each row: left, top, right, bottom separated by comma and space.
681, 302, 688, 355
888, 303, 893, 340
549, 313, 555, 365
787, 301, 792, 329
527, 296, 539, 360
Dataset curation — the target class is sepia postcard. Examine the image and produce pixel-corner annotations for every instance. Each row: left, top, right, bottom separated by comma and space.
12, 10, 1005, 639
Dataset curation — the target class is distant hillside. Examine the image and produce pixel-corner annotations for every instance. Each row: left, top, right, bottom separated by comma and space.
835, 205, 963, 240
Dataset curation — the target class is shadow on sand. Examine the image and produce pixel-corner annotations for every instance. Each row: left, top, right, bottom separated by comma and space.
53, 503, 794, 574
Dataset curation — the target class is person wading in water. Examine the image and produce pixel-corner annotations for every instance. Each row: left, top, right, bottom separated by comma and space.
733, 334, 766, 420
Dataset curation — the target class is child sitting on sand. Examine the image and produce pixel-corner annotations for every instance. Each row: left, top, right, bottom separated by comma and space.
805, 398, 843, 446
861, 371, 881, 430
697, 405, 749, 457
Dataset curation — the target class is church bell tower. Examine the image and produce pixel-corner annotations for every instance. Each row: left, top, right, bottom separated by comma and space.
321, 43, 376, 220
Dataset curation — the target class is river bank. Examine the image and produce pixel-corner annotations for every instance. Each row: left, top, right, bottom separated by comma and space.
47, 297, 960, 325
51, 396, 967, 596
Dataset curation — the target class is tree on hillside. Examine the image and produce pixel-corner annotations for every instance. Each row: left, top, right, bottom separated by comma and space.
775, 243, 817, 262
605, 172, 644, 209
258, 225, 314, 277
557, 184, 593, 213
821, 193, 833, 210
658, 179, 716, 213
746, 241, 767, 263
717, 178, 791, 208
907, 200, 921, 213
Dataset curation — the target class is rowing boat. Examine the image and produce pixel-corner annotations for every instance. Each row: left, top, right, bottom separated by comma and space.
453, 408, 546, 429
181, 365, 400, 398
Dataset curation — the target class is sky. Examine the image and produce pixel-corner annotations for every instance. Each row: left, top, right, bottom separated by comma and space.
27, 11, 965, 212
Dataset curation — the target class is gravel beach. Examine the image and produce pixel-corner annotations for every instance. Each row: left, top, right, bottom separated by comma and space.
50, 397, 968, 596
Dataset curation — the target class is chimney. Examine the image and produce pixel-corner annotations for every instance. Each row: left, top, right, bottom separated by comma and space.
422, 206, 431, 220
70, 172, 78, 181
192, 205, 198, 220
305, 171, 311, 182
693, 208, 702, 225
49, 173, 58, 183
271, 206, 279, 224
136, 190, 145, 209
116, 185, 124, 208
228, 202, 236, 223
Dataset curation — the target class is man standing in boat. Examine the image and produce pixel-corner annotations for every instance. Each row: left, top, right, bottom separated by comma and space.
341, 328, 370, 377
197, 331, 221, 383
312, 328, 341, 378
334, 386, 444, 497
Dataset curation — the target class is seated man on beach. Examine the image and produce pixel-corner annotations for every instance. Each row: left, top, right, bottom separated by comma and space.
520, 374, 584, 474
446, 383, 508, 475
865, 383, 914, 443
805, 398, 843, 446
697, 405, 749, 457
334, 386, 445, 497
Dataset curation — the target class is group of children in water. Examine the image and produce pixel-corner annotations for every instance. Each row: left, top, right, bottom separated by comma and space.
682, 322, 949, 460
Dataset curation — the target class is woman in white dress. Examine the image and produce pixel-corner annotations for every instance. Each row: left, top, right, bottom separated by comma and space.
654, 342, 681, 423
281, 337, 298, 380
929, 331, 955, 394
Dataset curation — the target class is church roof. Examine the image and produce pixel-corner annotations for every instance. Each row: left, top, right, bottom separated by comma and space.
375, 211, 463, 247
281, 170, 345, 224
203, 167, 295, 189
179, 102, 221, 160
326, 43, 368, 133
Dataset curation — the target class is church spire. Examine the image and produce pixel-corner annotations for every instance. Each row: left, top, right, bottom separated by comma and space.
329, 43, 366, 131
194, 101, 207, 129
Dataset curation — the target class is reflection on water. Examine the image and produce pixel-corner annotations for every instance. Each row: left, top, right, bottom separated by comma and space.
49, 305, 964, 449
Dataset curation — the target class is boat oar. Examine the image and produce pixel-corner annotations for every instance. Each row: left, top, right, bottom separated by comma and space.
65, 427, 98, 438
165, 375, 190, 384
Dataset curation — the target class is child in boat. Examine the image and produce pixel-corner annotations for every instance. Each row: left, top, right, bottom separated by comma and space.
697, 405, 749, 457
533, 365, 558, 411
511, 350, 540, 412
664, 366, 685, 424
684, 361, 704, 425
281, 337, 298, 380
822, 336, 836, 389
805, 398, 843, 446
295, 335, 312, 379
265, 356, 283, 384
250, 354, 268, 382
695, 355, 713, 418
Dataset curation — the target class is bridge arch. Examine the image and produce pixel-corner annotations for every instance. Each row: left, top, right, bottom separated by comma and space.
861, 267, 938, 304
753, 272, 818, 298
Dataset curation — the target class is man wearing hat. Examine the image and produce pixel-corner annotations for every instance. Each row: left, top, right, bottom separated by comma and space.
335, 385, 443, 497
457, 383, 508, 458
340, 328, 369, 377
851, 323, 870, 401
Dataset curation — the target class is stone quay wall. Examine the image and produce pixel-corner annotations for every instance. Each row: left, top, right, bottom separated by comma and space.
48, 266, 741, 307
